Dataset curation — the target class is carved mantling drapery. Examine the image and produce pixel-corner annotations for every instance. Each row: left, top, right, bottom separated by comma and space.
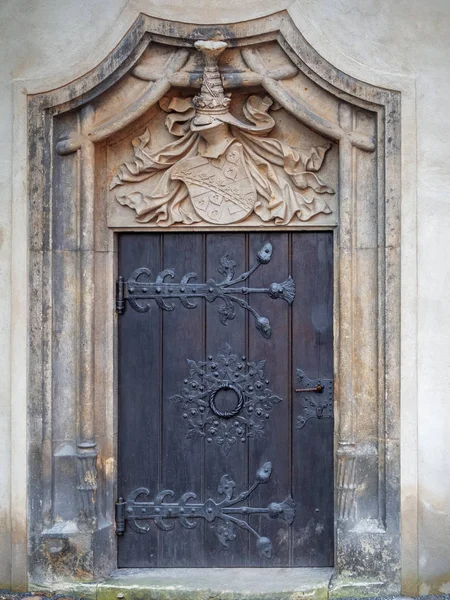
110, 41, 335, 226
27, 11, 400, 597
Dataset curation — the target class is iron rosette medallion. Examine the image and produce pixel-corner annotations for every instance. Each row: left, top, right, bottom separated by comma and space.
171, 344, 282, 455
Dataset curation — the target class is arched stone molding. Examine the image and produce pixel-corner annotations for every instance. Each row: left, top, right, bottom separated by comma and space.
27, 11, 400, 596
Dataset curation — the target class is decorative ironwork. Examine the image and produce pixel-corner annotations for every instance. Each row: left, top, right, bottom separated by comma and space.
116, 242, 295, 338
295, 368, 333, 429
172, 344, 282, 454
115, 461, 295, 559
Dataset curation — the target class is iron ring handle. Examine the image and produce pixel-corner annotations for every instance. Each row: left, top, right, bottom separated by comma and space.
209, 384, 244, 418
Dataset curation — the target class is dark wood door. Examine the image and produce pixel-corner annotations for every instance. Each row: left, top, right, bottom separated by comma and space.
117, 232, 333, 568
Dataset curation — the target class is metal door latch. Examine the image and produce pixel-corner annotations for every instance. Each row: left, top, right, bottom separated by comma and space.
295, 369, 333, 429
295, 383, 324, 393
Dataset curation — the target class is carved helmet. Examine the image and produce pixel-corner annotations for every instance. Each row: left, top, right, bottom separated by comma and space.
191, 40, 271, 133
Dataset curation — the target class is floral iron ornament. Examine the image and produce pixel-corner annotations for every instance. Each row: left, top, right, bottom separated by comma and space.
172, 344, 282, 455
115, 461, 295, 559
110, 41, 335, 226
116, 242, 295, 338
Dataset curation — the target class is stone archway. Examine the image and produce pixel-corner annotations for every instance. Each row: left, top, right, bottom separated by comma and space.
27, 11, 401, 596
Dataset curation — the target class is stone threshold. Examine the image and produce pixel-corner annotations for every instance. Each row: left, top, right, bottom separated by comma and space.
31, 567, 333, 600
97, 567, 333, 600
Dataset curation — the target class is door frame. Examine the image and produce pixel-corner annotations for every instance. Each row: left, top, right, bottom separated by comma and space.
25, 11, 401, 596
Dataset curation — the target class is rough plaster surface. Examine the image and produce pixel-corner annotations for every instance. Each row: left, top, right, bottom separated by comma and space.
0, 0, 449, 596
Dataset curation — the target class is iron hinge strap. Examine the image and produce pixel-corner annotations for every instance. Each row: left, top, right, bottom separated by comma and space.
114, 243, 295, 339
114, 463, 295, 559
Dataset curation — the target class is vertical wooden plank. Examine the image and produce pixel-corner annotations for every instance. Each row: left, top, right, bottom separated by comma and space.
204, 233, 249, 567
247, 232, 292, 567
118, 233, 161, 567
160, 232, 206, 566
291, 232, 334, 566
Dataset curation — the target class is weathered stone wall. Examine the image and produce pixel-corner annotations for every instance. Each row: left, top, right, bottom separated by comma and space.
0, 0, 449, 596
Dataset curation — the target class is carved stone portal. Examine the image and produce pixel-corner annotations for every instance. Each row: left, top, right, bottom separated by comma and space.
108, 40, 338, 228
27, 12, 400, 596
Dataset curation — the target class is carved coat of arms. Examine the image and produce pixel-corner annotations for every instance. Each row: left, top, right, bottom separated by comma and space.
171, 144, 255, 224
110, 41, 335, 226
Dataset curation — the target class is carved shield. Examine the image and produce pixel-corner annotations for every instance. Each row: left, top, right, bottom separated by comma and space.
171, 143, 256, 224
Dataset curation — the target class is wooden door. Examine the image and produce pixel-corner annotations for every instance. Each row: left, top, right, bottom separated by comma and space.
116, 231, 334, 568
